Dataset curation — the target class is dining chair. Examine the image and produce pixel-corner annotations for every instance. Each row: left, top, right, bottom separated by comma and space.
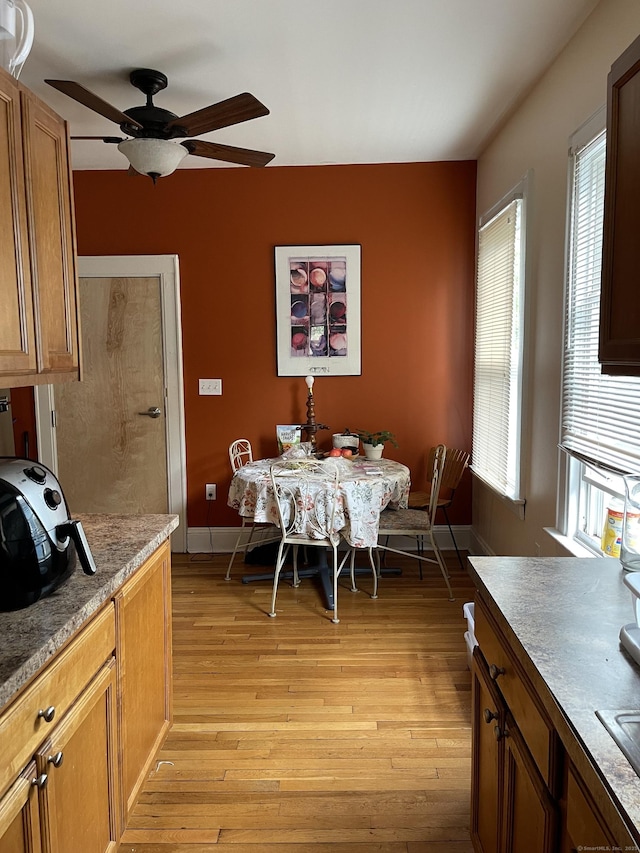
408, 446, 470, 568
268, 458, 350, 623
225, 438, 279, 581
375, 443, 454, 600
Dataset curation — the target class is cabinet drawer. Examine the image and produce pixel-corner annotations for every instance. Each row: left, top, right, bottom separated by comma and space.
475, 596, 556, 789
0, 602, 115, 798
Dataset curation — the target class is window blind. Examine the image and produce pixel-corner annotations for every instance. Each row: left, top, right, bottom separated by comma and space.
473, 197, 523, 499
561, 130, 640, 475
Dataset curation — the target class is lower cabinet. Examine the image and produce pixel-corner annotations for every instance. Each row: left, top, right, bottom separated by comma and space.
472, 593, 638, 853
0, 762, 42, 853
114, 539, 172, 826
562, 763, 617, 853
501, 716, 557, 853
0, 538, 173, 851
471, 649, 557, 853
35, 660, 118, 853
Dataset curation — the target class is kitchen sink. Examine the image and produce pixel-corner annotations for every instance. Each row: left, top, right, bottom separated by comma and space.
596, 710, 640, 777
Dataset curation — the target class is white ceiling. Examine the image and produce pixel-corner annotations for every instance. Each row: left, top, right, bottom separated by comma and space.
16, 0, 600, 172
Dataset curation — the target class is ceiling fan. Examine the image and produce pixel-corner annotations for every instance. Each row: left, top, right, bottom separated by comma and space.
45, 68, 275, 183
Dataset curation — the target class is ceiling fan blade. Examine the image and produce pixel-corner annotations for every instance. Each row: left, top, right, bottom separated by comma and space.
45, 80, 143, 129
185, 139, 275, 167
167, 92, 269, 137
71, 136, 125, 143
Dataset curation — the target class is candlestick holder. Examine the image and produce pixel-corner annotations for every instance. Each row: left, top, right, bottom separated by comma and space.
300, 376, 328, 448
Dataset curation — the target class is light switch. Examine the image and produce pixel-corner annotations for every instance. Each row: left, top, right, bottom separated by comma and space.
199, 379, 222, 395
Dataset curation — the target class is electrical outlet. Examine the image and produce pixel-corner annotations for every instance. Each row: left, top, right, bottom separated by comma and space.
206, 483, 216, 501
199, 379, 222, 395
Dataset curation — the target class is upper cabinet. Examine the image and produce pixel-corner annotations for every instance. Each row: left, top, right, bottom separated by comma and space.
599, 35, 640, 375
0, 66, 80, 388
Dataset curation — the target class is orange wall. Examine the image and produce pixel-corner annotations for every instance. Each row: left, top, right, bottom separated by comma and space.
72, 161, 476, 529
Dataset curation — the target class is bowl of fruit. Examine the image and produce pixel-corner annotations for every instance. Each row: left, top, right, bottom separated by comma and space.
331, 429, 359, 457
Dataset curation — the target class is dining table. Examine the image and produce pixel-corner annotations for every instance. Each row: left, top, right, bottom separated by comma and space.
227, 454, 411, 609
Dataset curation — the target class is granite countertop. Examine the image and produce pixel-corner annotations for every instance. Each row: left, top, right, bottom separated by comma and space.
0, 513, 179, 712
468, 555, 640, 844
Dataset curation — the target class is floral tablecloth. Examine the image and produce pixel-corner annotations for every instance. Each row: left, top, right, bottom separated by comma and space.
227, 456, 410, 548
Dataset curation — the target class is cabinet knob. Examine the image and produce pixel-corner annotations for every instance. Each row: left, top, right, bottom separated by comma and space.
31, 773, 48, 789
489, 664, 505, 681
37, 706, 56, 723
483, 708, 498, 724
493, 725, 504, 741
47, 751, 64, 768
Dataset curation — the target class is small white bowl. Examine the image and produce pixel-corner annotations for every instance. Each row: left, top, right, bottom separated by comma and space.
332, 433, 359, 452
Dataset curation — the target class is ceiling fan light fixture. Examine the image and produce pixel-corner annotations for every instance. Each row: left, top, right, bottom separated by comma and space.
117, 137, 188, 181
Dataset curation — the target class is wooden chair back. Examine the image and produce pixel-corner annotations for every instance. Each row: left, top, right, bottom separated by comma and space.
427, 445, 470, 502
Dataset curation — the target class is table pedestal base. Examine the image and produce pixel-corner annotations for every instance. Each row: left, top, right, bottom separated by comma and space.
241, 558, 401, 611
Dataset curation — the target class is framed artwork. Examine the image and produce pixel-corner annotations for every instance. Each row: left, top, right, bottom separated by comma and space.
274, 244, 361, 376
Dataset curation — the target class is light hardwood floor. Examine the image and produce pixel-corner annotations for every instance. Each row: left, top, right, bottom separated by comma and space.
118, 549, 477, 853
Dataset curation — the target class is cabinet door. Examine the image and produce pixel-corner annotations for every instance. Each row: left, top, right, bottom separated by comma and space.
0, 762, 42, 853
599, 34, 640, 374
115, 541, 172, 824
36, 660, 118, 853
0, 68, 36, 377
20, 89, 79, 378
564, 764, 615, 852
501, 717, 558, 853
471, 649, 505, 853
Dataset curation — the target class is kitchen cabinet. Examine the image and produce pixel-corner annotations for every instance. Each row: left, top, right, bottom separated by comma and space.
35, 660, 118, 853
0, 604, 116, 853
471, 642, 557, 853
114, 539, 172, 826
0, 65, 80, 388
0, 534, 174, 851
599, 34, 640, 375
0, 762, 42, 853
561, 763, 617, 852
471, 592, 637, 853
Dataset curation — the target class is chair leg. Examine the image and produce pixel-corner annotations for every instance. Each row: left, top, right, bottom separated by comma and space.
331, 545, 340, 623
226, 519, 255, 580
442, 507, 464, 569
268, 540, 288, 617
367, 548, 378, 599
429, 530, 454, 601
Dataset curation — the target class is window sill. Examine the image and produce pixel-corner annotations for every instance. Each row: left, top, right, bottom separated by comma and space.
543, 527, 600, 558
471, 469, 526, 520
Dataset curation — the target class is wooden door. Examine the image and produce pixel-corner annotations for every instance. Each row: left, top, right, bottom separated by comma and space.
54, 276, 168, 514
36, 661, 118, 853
0, 68, 36, 378
0, 762, 42, 853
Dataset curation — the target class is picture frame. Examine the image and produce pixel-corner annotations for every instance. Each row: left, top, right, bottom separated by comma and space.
274, 244, 361, 376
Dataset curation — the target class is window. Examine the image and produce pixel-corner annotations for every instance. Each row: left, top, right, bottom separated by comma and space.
560, 119, 640, 553
472, 180, 527, 509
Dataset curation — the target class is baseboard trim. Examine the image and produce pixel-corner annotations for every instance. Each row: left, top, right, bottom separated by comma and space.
186, 525, 471, 554
468, 529, 494, 556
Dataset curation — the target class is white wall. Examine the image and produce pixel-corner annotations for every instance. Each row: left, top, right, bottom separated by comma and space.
472, 0, 640, 557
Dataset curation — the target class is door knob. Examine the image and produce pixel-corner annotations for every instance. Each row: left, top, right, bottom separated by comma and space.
138, 407, 162, 418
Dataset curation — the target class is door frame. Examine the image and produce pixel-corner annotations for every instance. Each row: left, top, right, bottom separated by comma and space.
34, 255, 187, 553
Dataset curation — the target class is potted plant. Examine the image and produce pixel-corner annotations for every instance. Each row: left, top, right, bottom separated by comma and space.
356, 430, 398, 460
